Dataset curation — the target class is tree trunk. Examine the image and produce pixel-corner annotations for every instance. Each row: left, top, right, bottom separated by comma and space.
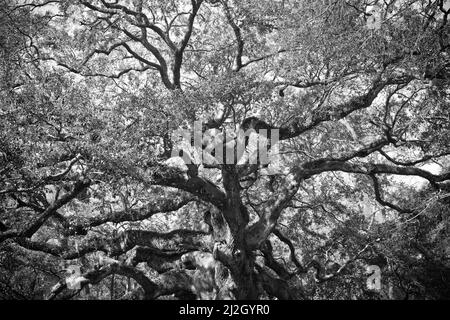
206, 166, 259, 299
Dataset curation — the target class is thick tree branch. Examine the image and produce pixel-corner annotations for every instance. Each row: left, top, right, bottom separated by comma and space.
115, 229, 210, 255
47, 262, 159, 300
172, 0, 203, 87
272, 229, 306, 273
222, 0, 244, 71
0, 178, 91, 243
115, 161, 226, 209
260, 240, 292, 279
378, 150, 450, 167
255, 264, 296, 300
300, 160, 450, 186
370, 174, 413, 213
76, 1, 175, 89
274, 76, 413, 140
243, 134, 443, 249
15, 237, 107, 260
65, 192, 194, 235
15, 227, 209, 263
245, 172, 298, 249
126, 246, 193, 273
42, 57, 154, 79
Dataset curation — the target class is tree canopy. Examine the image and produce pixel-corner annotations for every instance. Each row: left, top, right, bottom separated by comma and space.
1, 0, 449, 300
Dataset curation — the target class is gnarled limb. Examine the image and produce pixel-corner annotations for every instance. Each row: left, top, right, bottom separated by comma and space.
65, 192, 195, 235
255, 264, 298, 300
115, 161, 226, 209
126, 246, 192, 273
172, 0, 204, 88
222, 0, 244, 71
260, 240, 292, 280
272, 229, 306, 273
370, 174, 413, 214
0, 178, 91, 243
239, 76, 414, 141
15, 228, 210, 261
300, 160, 450, 186
47, 262, 158, 300
113, 229, 211, 255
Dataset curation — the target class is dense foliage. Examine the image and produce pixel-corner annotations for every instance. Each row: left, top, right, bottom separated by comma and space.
1, 0, 449, 300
